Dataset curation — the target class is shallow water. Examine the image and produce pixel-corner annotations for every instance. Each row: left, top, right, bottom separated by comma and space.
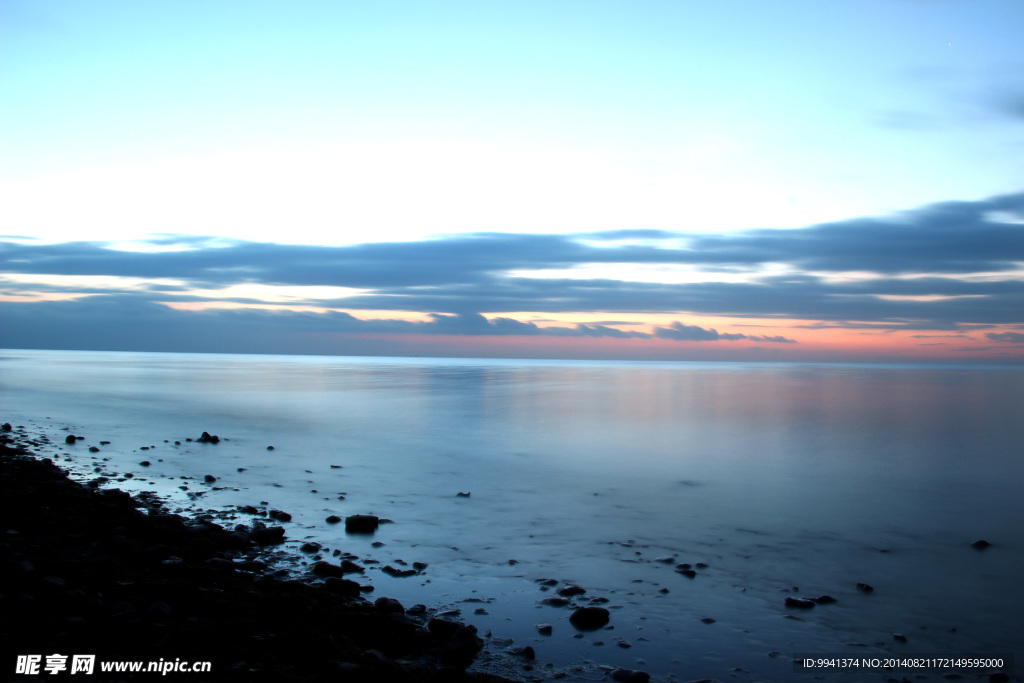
2, 350, 1021, 681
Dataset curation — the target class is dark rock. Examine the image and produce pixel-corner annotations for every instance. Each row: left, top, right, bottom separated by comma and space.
237, 505, 261, 515
374, 597, 405, 614
88, 446, 100, 453
266, 446, 274, 450
654, 556, 675, 563
674, 562, 692, 570
139, 461, 151, 467
569, 606, 610, 630
2, 423, 11, 431
893, 633, 908, 642
340, 560, 364, 574
412, 561, 428, 572
536, 623, 552, 635
611, 669, 651, 683
812, 595, 837, 604
204, 475, 217, 483
676, 568, 697, 578
65, 435, 77, 444
785, 597, 816, 609
382, 565, 418, 578
268, 509, 291, 522
856, 582, 874, 593
427, 617, 462, 641
234, 559, 266, 572
300, 542, 321, 553
971, 539, 992, 550
196, 432, 220, 444
310, 561, 346, 578
442, 625, 483, 666
345, 514, 379, 533
326, 515, 341, 524
146, 602, 172, 619
700, 617, 716, 623
323, 577, 361, 597
558, 585, 586, 597
541, 597, 570, 607
456, 491, 471, 497
250, 525, 285, 545
514, 645, 536, 660
39, 576, 66, 590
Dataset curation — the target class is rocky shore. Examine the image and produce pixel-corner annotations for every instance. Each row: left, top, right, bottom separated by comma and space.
1, 423, 516, 683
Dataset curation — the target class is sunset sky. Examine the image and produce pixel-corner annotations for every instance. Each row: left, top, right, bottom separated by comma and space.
2, 0, 1023, 362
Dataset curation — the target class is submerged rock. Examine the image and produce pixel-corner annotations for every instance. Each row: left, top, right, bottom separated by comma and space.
971, 539, 992, 550
541, 597, 570, 607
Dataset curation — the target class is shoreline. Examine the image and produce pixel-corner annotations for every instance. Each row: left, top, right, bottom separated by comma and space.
1, 422, 523, 683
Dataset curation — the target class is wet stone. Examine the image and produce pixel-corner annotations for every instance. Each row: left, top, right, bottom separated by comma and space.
785, 597, 816, 609
569, 606, 610, 631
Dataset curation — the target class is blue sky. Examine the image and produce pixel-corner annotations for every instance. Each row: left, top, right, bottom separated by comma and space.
2, 1, 1023, 362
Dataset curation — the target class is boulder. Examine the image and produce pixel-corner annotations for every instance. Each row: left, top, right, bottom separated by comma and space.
569, 606, 610, 630
345, 514, 379, 533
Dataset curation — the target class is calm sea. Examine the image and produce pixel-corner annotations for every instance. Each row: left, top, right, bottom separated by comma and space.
2, 349, 1021, 681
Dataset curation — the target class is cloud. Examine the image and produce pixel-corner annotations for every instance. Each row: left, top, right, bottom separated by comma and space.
986, 332, 1024, 343
0, 295, 786, 357
2, 191, 1022, 339
653, 321, 795, 343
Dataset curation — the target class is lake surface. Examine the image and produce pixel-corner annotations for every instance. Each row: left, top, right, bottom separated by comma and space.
2, 349, 1021, 681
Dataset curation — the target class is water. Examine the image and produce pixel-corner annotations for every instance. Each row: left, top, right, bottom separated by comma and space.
2, 349, 1021, 681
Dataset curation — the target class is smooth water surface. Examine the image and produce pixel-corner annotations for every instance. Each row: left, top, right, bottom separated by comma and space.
2, 350, 1021, 681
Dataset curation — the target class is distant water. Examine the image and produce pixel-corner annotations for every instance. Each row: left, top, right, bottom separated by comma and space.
2, 349, 1022, 681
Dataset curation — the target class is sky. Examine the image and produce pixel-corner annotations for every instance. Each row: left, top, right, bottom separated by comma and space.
2, 0, 1023, 363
